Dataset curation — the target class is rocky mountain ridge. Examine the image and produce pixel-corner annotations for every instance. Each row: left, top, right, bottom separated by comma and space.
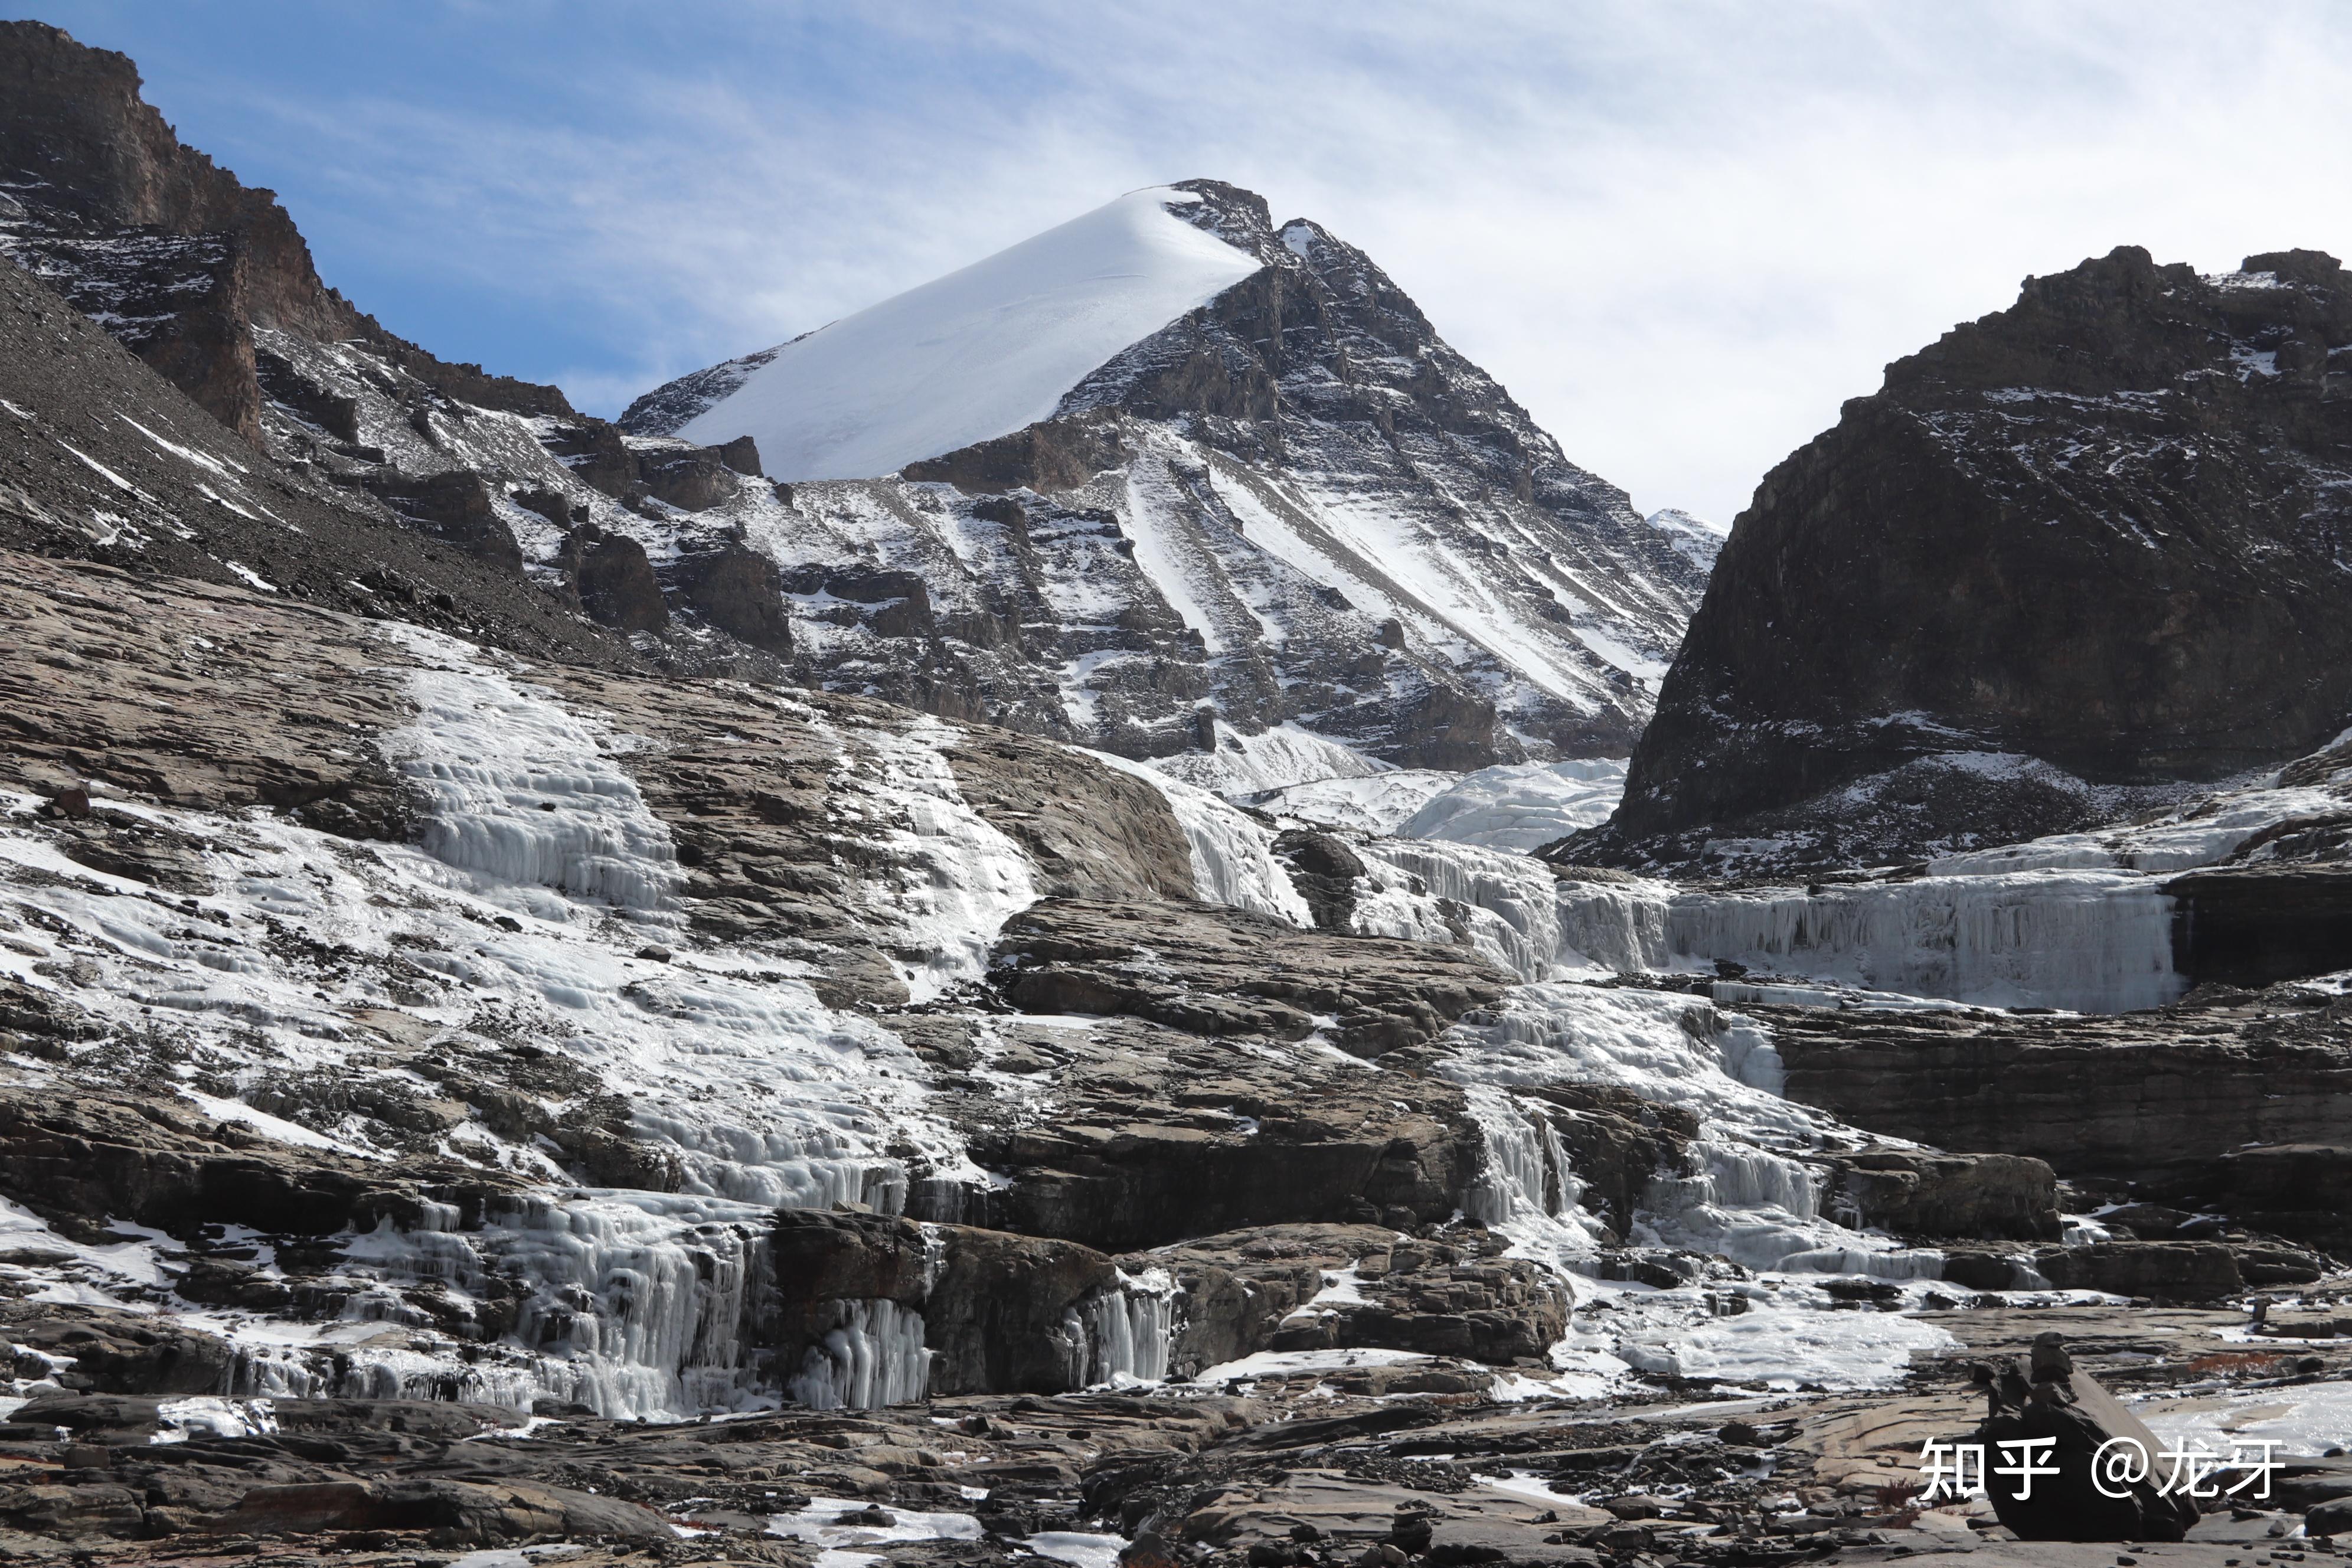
6, 17, 2352, 1564
626, 180, 1711, 775
1583, 243, 2352, 873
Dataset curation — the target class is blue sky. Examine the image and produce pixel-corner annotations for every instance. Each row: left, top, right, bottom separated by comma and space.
12, 2, 2351, 525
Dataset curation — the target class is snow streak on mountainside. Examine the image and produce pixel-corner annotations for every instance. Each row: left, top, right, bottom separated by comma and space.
628, 181, 1711, 770
665, 188, 1262, 482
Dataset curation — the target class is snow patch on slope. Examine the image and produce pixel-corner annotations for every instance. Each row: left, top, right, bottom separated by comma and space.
1148, 723, 1389, 796
675, 188, 1261, 481
1399, 758, 1626, 852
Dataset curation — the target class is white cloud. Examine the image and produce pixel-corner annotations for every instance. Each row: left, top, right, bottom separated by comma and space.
120, 0, 2352, 524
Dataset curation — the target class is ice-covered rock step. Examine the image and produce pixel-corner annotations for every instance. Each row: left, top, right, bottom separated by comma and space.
1552, 867, 2187, 1013
766, 1209, 1178, 1407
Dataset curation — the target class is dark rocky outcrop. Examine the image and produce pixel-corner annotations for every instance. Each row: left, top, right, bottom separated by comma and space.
2170, 863, 2352, 989
1514, 1083, 1697, 1241
1971, 1335, 2201, 1542
1819, 1151, 2060, 1243
766, 1210, 1119, 1396
0, 1089, 517, 1243
906, 1012, 1479, 1252
1766, 985, 2352, 1249
365, 470, 524, 572
667, 540, 794, 652
1274, 829, 1366, 931
1, 19, 577, 438
1139, 1224, 1569, 1376
1593, 245, 2352, 870
0, 259, 629, 669
561, 525, 668, 632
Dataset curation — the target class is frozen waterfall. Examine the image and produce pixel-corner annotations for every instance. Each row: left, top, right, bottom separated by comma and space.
789, 1299, 932, 1410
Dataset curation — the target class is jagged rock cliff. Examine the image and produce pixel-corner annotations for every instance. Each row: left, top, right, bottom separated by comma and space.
0, 19, 789, 676
1587, 244, 2352, 872
626, 181, 1710, 773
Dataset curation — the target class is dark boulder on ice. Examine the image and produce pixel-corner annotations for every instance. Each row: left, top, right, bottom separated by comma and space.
1970, 1334, 2200, 1541
1590, 244, 2352, 871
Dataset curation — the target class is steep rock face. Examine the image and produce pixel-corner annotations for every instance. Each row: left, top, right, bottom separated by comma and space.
0, 254, 631, 670
0, 19, 571, 431
1767, 983, 2352, 1247
1, 22, 795, 674
1599, 246, 2352, 869
626, 182, 1709, 772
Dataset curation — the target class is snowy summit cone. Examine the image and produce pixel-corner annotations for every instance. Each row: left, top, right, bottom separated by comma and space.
627, 180, 1713, 778
638, 186, 1263, 482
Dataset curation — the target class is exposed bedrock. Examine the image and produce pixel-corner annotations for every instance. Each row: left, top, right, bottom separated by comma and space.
1144, 1223, 1570, 1373
900, 1013, 1478, 1253
766, 1210, 1122, 1398
0, 1089, 519, 1243
2169, 864, 2352, 988
989, 896, 1513, 1057
1768, 985, 2352, 1247
1817, 1151, 2060, 1243
664, 540, 795, 652
1598, 244, 2352, 868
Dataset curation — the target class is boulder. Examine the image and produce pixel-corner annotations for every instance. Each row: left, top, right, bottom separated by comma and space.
1970, 1334, 2200, 1542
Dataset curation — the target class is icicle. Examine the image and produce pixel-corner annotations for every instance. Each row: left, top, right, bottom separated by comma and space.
1659, 871, 2184, 1012
789, 1299, 931, 1410
1078, 1269, 1177, 1386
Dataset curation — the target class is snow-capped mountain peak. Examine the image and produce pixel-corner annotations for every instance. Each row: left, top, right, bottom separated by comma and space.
655, 185, 1262, 482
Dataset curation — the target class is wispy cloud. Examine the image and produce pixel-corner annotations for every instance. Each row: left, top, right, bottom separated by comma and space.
25, 0, 2352, 522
